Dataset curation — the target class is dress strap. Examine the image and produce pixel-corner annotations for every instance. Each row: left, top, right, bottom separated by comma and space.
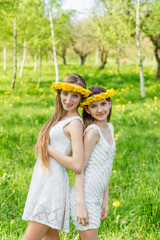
107, 122, 114, 138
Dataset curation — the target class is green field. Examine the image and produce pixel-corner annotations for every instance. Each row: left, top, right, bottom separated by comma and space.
0, 62, 160, 239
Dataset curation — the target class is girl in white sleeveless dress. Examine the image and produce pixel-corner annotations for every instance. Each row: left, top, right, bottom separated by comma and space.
22, 74, 91, 240
70, 86, 116, 240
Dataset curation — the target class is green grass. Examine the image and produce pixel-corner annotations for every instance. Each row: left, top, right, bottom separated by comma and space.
0, 62, 160, 239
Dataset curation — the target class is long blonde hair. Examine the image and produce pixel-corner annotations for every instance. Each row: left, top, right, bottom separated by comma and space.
35, 74, 86, 169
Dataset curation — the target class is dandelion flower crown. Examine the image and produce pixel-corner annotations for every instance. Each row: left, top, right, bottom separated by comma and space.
80, 88, 115, 107
51, 82, 91, 98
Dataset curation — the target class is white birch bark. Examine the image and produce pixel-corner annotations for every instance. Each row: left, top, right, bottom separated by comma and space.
34, 54, 37, 72
38, 45, 42, 85
19, 39, 26, 77
17, 55, 20, 70
47, 0, 59, 83
11, 19, 17, 89
3, 45, 6, 71
136, 0, 145, 99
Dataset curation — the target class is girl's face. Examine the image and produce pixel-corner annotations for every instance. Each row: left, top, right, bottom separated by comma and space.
60, 91, 81, 112
87, 99, 111, 122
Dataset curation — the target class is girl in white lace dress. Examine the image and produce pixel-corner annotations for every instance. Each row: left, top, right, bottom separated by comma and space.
70, 86, 116, 240
22, 74, 90, 240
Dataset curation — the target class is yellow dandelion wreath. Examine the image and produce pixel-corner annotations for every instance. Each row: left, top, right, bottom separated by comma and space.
51, 82, 91, 98
80, 88, 115, 107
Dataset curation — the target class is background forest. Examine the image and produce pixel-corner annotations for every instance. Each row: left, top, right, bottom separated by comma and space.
0, 0, 160, 239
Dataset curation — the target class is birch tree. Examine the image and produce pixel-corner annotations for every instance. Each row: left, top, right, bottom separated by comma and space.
11, 19, 17, 89
0, 1, 17, 72
54, 10, 74, 65
19, 39, 26, 77
92, 0, 132, 70
141, 0, 160, 81
46, 0, 59, 83
136, 0, 145, 99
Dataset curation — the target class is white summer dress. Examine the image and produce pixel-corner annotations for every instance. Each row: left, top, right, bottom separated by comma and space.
22, 116, 83, 232
70, 123, 116, 231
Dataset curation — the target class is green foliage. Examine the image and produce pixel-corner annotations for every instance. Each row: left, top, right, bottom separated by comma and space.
0, 61, 160, 239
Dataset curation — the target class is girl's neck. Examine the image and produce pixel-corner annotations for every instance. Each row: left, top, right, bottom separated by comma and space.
63, 110, 80, 118
94, 120, 107, 129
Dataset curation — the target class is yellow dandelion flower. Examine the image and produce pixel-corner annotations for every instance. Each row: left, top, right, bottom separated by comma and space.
9, 104, 12, 107
154, 96, 157, 101
113, 170, 117, 173
128, 101, 132, 104
143, 103, 147, 106
155, 107, 158, 110
115, 99, 120, 102
20, 129, 23, 132
154, 121, 157, 124
113, 200, 120, 207
141, 164, 145, 166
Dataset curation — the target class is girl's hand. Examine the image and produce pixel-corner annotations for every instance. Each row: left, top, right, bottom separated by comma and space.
76, 204, 89, 226
101, 201, 109, 220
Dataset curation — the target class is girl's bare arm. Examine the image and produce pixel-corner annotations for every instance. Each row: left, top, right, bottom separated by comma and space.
101, 183, 109, 220
48, 119, 84, 173
75, 128, 99, 225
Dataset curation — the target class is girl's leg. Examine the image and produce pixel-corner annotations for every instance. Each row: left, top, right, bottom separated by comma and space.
43, 228, 60, 240
23, 221, 49, 240
79, 229, 98, 240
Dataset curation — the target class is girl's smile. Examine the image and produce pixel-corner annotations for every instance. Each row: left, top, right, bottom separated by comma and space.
87, 99, 112, 122
60, 91, 81, 112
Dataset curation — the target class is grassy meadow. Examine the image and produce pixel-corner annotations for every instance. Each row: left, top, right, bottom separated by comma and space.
0, 61, 160, 239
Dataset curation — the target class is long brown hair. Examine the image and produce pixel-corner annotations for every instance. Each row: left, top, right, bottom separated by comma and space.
82, 86, 112, 128
35, 74, 86, 169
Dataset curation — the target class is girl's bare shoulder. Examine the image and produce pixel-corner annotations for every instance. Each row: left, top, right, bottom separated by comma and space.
84, 126, 100, 143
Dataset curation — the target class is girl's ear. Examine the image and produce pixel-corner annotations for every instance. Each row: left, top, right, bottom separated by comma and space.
84, 106, 90, 115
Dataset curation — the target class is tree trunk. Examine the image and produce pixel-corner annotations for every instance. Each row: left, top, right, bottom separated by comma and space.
116, 56, 120, 74
3, 45, 6, 71
152, 42, 160, 81
99, 50, 108, 69
157, 61, 160, 81
11, 19, 17, 89
34, 54, 37, 72
47, 0, 59, 83
38, 45, 42, 85
19, 39, 26, 77
62, 48, 67, 65
136, 0, 145, 99
80, 55, 86, 65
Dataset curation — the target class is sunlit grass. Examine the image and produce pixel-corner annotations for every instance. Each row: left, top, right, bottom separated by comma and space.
0, 62, 160, 239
